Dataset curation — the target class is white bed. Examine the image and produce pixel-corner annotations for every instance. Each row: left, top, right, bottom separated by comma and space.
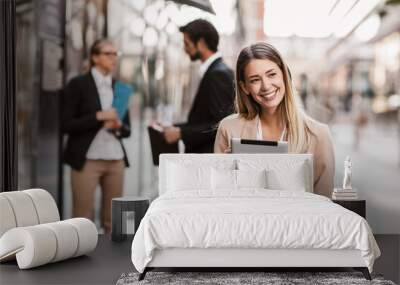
131, 154, 380, 280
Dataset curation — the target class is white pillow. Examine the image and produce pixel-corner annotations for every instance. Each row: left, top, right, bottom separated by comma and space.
211, 168, 268, 191
236, 169, 267, 189
166, 162, 211, 191
266, 162, 308, 191
211, 168, 236, 190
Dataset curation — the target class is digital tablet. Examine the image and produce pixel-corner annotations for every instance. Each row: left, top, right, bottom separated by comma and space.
231, 138, 288, 153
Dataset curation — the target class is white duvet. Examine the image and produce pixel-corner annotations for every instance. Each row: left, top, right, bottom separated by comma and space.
131, 190, 380, 273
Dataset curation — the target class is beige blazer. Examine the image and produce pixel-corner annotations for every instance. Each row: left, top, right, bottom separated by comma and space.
214, 114, 335, 198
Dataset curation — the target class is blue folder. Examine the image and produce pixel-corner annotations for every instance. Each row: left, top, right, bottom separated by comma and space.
113, 81, 134, 120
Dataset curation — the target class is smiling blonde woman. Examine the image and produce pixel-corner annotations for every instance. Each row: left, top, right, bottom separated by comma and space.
214, 42, 335, 198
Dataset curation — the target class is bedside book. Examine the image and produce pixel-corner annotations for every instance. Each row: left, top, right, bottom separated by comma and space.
332, 188, 358, 200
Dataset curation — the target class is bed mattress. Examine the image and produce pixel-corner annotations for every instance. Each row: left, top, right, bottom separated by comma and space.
131, 190, 380, 273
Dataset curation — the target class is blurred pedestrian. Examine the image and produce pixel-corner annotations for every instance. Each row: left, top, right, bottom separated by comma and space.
299, 73, 308, 110
352, 92, 369, 150
61, 39, 131, 233
162, 19, 235, 153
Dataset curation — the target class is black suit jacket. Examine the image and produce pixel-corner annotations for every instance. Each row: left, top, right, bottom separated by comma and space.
178, 57, 234, 153
61, 72, 131, 170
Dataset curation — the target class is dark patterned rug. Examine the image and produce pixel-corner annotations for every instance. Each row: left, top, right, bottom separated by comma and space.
116, 271, 396, 285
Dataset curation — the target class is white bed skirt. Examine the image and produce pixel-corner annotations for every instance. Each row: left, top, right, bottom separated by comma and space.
148, 248, 366, 268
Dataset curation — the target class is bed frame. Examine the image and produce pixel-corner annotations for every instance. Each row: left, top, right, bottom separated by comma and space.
138, 248, 371, 280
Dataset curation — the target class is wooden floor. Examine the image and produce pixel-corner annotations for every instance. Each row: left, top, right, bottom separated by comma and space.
0, 235, 398, 285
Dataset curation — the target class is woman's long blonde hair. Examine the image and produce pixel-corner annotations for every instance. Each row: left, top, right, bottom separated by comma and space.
235, 42, 310, 152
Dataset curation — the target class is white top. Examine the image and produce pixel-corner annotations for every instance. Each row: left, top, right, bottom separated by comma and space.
86, 67, 124, 160
256, 117, 286, 141
199, 52, 222, 78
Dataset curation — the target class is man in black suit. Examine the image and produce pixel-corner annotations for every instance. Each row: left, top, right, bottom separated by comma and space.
61, 39, 130, 233
163, 19, 235, 153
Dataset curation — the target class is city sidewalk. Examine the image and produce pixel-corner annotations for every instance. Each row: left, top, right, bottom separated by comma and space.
331, 121, 400, 234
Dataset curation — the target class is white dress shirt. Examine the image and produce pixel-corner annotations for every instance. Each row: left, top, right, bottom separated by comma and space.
199, 52, 222, 78
86, 67, 124, 160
